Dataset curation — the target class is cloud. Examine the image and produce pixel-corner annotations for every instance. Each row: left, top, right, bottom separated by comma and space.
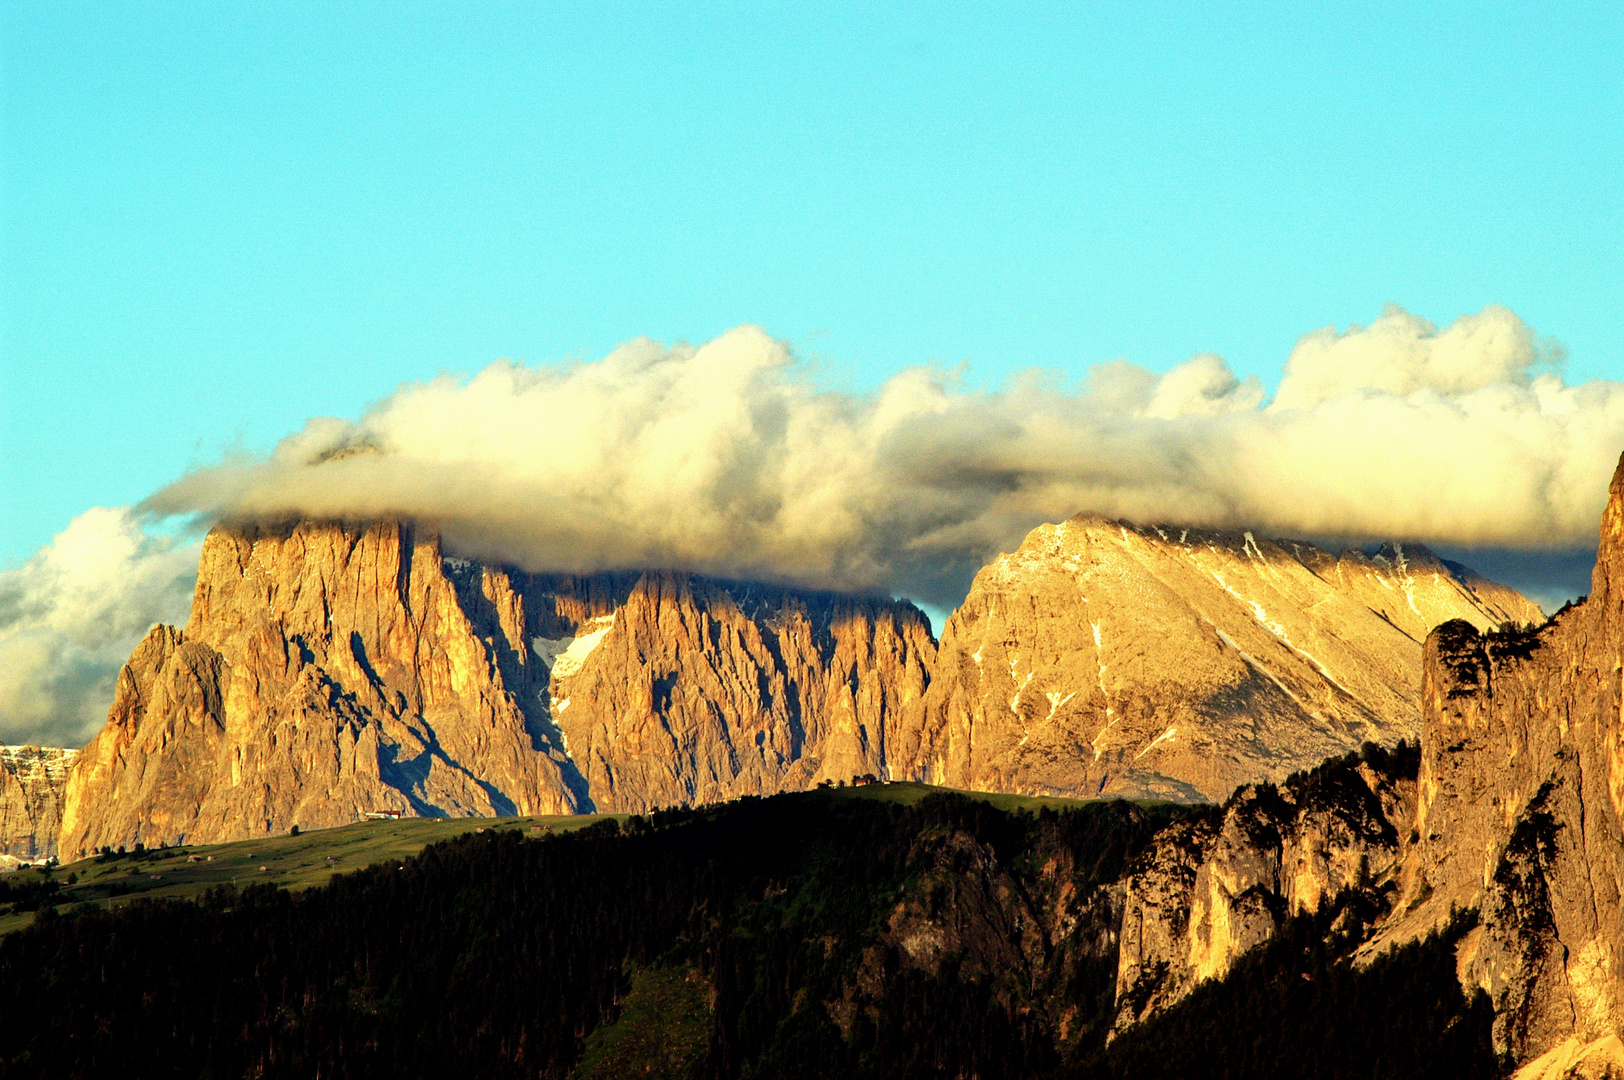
1272, 303, 1564, 409
142, 307, 1624, 612
0, 508, 198, 747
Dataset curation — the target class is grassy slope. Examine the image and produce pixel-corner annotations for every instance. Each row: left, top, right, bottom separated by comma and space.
0, 782, 1139, 936
0, 813, 615, 935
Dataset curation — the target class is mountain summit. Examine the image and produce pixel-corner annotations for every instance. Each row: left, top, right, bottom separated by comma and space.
51, 515, 1537, 856
57, 521, 933, 856
890, 517, 1540, 802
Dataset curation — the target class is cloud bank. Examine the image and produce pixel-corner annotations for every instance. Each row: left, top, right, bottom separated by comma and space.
144, 303, 1622, 613
0, 508, 197, 747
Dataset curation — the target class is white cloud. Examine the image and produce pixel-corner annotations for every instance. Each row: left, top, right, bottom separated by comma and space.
0, 508, 197, 747
1271, 303, 1560, 410
139, 306, 1622, 614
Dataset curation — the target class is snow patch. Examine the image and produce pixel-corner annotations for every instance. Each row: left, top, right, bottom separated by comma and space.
0, 745, 78, 782
1247, 600, 1293, 644
1289, 644, 1357, 701
1090, 713, 1118, 761
1010, 671, 1035, 714
532, 613, 616, 678
1134, 726, 1177, 760
1213, 626, 1322, 720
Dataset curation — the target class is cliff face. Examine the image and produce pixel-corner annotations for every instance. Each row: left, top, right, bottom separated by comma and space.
0, 746, 77, 859
1101, 457, 1624, 1075
1358, 462, 1624, 1071
58, 522, 934, 855
522, 573, 933, 810
891, 517, 1539, 802
1108, 745, 1417, 1031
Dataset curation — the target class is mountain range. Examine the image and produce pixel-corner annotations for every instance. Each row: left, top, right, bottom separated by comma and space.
27, 512, 1534, 858
7, 455, 1624, 1075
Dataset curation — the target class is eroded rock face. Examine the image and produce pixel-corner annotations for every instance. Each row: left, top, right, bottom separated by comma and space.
1110, 747, 1416, 1033
527, 573, 934, 810
1104, 456, 1624, 1071
57, 522, 934, 854
1358, 461, 1624, 1066
0, 746, 77, 859
892, 517, 1538, 802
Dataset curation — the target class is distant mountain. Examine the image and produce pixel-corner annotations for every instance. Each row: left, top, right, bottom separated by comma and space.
53, 513, 1539, 857
0, 746, 76, 860
1067, 453, 1624, 1074
11, 442, 1624, 1073
891, 517, 1541, 801
12, 464, 1624, 1078
57, 521, 932, 855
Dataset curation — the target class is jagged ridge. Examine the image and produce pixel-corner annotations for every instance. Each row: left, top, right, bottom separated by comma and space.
57, 521, 934, 855
892, 516, 1539, 802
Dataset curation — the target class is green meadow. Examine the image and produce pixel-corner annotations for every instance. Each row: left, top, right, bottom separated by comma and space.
0, 782, 1113, 936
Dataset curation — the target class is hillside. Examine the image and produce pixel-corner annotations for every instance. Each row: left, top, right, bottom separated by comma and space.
0, 768, 1495, 1080
0, 782, 1094, 935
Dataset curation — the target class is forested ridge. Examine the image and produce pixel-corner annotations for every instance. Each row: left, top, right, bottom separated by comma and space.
0, 777, 1498, 1079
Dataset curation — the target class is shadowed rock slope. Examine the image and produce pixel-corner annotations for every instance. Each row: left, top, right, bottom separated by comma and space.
892, 517, 1540, 802
57, 521, 933, 855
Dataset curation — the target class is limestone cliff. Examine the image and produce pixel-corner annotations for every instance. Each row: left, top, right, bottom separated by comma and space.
1098, 457, 1624, 1074
0, 746, 77, 859
1110, 744, 1417, 1033
1357, 459, 1624, 1070
58, 521, 933, 855
892, 517, 1540, 802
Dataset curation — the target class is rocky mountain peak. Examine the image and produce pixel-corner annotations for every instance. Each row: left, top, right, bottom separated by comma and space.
52, 508, 1542, 862
0, 745, 78, 859
1102, 455, 1624, 1075
56, 519, 934, 854
891, 515, 1542, 803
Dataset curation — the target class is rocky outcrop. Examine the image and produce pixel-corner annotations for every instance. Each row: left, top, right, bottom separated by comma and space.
1110, 744, 1416, 1033
1355, 461, 1624, 1067
0, 746, 77, 859
1101, 456, 1624, 1072
892, 517, 1539, 802
57, 522, 933, 855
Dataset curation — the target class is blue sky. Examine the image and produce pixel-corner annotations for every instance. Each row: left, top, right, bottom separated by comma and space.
2, 1, 1621, 567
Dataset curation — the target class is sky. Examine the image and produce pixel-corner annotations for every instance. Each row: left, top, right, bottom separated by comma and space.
1, 2, 1621, 745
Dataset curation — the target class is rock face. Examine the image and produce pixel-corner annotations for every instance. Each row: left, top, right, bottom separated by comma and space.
1110, 744, 1417, 1033
520, 572, 932, 811
57, 522, 933, 855
892, 517, 1540, 802
1100, 457, 1624, 1073
1360, 460, 1624, 1069
0, 746, 77, 859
